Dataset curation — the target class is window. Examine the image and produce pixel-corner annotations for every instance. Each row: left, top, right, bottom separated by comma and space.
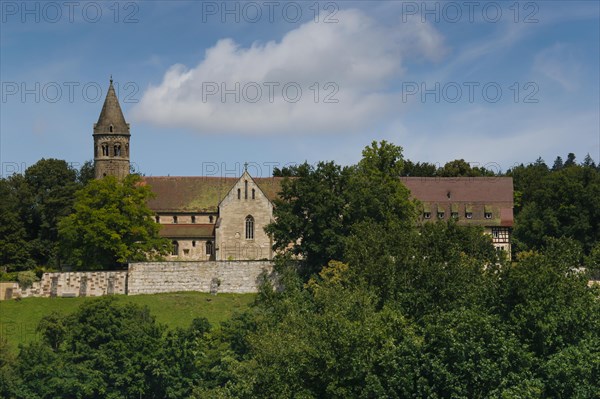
423, 212, 431, 219
451, 212, 459, 219
102, 144, 109, 156
466, 212, 473, 219
114, 144, 121, 156
209, 215, 214, 223
173, 216, 178, 224
191, 215, 196, 224
171, 241, 179, 256
206, 241, 213, 256
245, 180, 248, 199
183, 249, 190, 255
252, 188, 255, 199
155, 216, 160, 223
492, 230, 499, 238
237, 188, 241, 199
245, 216, 254, 240
437, 212, 445, 219
192, 240, 196, 247
109, 124, 113, 133
484, 212, 492, 219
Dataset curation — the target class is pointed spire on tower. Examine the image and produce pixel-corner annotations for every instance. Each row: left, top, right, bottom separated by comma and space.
94, 77, 129, 135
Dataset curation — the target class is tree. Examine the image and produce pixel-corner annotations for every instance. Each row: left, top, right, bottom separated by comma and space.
552, 156, 564, 171
20, 159, 80, 267
58, 174, 170, 269
0, 178, 33, 271
77, 160, 96, 186
15, 297, 166, 398
564, 152, 577, 168
346, 141, 416, 227
266, 161, 351, 273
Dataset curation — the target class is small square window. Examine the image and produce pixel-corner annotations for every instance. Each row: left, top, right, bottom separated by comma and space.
173, 216, 178, 224
155, 216, 160, 223
183, 249, 190, 255
423, 212, 431, 219
191, 215, 196, 224
484, 212, 492, 219
465, 212, 473, 219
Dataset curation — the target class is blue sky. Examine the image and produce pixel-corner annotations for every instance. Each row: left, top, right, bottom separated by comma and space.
1, 0, 598, 177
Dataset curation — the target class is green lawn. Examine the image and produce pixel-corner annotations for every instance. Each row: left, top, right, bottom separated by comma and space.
0, 292, 255, 349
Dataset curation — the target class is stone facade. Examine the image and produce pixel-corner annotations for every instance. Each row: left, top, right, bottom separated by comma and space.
216, 172, 274, 260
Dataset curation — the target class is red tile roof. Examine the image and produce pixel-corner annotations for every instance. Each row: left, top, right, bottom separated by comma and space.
142, 176, 283, 212
400, 177, 514, 227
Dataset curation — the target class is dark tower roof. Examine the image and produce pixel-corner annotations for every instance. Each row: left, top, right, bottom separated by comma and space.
94, 78, 130, 135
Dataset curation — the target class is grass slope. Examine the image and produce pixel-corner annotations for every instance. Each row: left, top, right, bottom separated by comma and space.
0, 292, 255, 349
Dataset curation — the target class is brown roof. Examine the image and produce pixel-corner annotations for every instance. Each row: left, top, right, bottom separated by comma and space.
143, 176, 283, 212
158, 224, 215, 238
400, 177, 513, 202
400, 177, 514, 227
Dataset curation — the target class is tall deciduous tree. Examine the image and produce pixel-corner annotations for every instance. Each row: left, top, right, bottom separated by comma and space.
58, 174, 170, 269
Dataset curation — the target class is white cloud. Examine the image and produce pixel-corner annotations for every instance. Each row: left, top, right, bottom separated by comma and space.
131, 9, 446, 135
533, 43, 581, 92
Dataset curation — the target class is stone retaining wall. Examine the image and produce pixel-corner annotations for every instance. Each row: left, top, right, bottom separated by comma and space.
12, 271, 128, 298
128, 261, 274, 295
1, 261, 275, 299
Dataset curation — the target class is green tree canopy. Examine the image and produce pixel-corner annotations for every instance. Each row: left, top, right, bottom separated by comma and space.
58, 174, 170, 270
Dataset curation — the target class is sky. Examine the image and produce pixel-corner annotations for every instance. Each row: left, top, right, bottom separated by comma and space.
1, 0, 599, 177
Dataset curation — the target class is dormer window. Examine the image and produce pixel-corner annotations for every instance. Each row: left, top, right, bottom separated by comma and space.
423, 212, 431, 219
465, 205, 473, 219
437, 205, 445, 219
451, 204, 459, 219
484, 205, 493, 219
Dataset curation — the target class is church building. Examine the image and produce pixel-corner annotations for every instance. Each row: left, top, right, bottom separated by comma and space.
93, 80, 514, 260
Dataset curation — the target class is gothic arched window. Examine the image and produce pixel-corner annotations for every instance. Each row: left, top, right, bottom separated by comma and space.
114, 144, 121, 156
206, 241, 213, 256
245, 216, 254, 240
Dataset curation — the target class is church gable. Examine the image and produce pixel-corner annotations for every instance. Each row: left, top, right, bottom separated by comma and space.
216, 171, 274, 260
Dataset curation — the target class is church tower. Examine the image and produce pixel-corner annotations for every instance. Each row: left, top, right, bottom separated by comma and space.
93, 78, 130, 179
